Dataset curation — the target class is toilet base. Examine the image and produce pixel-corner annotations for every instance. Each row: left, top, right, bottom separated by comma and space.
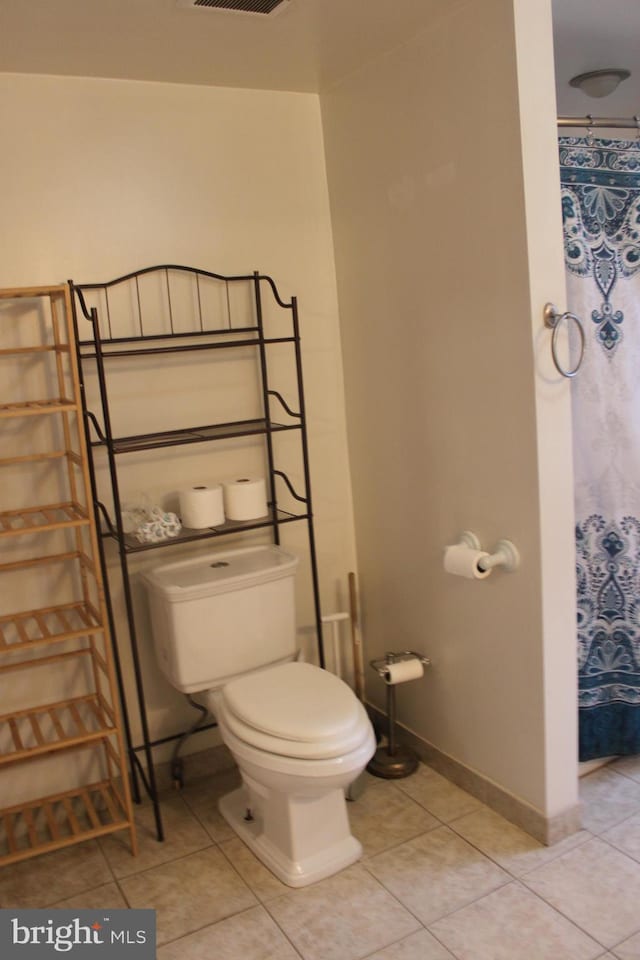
219, 785, 363, 888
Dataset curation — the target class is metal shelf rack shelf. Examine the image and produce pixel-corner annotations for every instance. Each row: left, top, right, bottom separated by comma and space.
70, 264, 324, 843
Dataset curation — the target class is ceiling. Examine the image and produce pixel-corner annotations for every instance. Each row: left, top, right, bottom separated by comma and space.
553, 0, 640, 119
0, 0, 637, 118
0, 0, 452, 94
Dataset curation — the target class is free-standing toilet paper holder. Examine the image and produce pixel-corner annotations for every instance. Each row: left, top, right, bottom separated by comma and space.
367, 651, 431, 779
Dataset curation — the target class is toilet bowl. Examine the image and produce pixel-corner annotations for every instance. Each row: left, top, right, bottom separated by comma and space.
144, 544, 376, 888
205, 661, 376, 887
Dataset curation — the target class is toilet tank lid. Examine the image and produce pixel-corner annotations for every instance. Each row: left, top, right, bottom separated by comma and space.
143, 545, 298, 600
222, 661, 362, 743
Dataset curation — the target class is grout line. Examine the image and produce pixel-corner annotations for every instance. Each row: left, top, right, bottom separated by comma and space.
259, 865, 427, 960
598, 830, 640, 864
258, 908, 306, 960
424, 879, 607, 956
517, 871, 614, 951
358, 827, 539, 933
157, 903, 265, 951
111, 839, 222, 885
94, 835, 118, 883
114, 878, 131, 909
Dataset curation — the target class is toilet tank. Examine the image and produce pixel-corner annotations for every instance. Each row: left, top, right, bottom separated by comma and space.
143, 545, 299, 694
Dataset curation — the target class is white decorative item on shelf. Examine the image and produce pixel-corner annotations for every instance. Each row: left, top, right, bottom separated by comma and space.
134, 506, 182, 543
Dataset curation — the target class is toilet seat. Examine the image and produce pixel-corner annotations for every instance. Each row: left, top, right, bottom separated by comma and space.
217, 661, 372, 760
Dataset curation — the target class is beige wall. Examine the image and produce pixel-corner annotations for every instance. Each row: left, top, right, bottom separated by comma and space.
321, 0, 577, 818
0, 73, 356, 800
1, 0, 579, 825
513, 0, 578, 817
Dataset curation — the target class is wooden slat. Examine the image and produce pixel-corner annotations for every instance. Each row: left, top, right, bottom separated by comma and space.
85, 697, 105, 727
48, 708, 66, 741
0, 550, 81, 573
8, 718, 23, 751
0, 450, 67, 466
61, 797, 81, 836
14, 617, 31, 646
0, 344, 59, 355
78, 552, 96, 575
28, 715, 45, 746
68, 702, 88, 736
0, 283, 67, 299
85, 601, 102, 624
0, 397, 76, 419
3, 814, 18, 854
0, 694, 116, 766
33, 613, 51, 639
96, 693, 115, 726
109, 778, 127, 816
42, 802, 60, 842
0, 344, 70, 356
22, 809, 38, 849
102, 738, 120, 769
81, 789, 101, 830
97, 784, 119, 823
91, 648, 109, 676
0, 503, 89, 537
0, 602, 104, 653
76, 605, 93, 628
0, 693, 95, 725
0, 647, 90, 675
55, 610, 73, 633
0, 780, 132, 867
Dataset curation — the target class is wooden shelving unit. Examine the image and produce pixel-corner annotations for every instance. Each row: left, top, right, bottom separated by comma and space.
0, 284, 137, 867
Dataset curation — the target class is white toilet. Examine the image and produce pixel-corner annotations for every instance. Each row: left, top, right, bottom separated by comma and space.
144, 544, 375, 887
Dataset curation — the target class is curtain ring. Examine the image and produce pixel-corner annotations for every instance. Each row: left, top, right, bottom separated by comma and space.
586, 113, 595, 146
543, 303, 586, 378
634, 115, 640, 140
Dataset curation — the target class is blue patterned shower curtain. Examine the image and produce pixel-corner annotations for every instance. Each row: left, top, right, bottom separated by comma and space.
560, 137, 640, 760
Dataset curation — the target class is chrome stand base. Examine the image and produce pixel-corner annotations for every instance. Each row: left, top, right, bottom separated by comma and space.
367, 744, 418, 779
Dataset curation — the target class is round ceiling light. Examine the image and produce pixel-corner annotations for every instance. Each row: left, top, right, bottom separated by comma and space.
569, 68, 631, 99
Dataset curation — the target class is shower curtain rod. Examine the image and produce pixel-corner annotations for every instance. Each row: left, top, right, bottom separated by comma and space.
558, 115, 640, 130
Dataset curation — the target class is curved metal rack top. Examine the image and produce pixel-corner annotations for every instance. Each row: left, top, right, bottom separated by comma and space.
72, 264, 293, 330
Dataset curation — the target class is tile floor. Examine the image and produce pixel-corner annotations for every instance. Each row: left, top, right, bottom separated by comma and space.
4, 755, 640, 958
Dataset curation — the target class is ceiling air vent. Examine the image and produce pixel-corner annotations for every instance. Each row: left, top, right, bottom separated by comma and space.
178, 0, 289, 14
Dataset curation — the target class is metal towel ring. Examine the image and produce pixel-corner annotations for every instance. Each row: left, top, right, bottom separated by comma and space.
543, 302, 585, 378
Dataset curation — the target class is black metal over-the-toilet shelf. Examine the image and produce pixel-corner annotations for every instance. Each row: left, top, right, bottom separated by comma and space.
69, 264, 324, 842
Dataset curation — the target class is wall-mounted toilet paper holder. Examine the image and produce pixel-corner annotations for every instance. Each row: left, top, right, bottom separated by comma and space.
459, 531, 520, 573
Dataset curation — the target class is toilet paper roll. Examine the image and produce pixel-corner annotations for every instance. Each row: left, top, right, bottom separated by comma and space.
383, 659, 424, 685
223, 476, 268, 521
444, 544, 492, 580
179, 484, 225, 529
